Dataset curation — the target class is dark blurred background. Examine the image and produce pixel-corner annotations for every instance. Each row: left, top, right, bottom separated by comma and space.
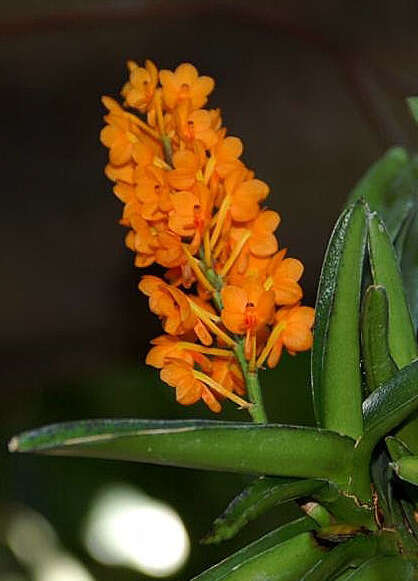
1, 1, 417, 579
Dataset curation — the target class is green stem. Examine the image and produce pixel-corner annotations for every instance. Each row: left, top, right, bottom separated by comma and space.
247, 371, 268, 423
199, 250, 267, 424
234, 342, 268, 424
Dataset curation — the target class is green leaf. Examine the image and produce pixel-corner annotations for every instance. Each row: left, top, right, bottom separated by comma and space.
362, 360, 418, 450
9, 419, 354, 485
407, 97, 418, 124
361, 285, 397, 394
311, 201, 367, 439
347, 147, 415, 240
396, 204, 418, 333
193, 527, 323, 581
301, 502, 333, 528
333, 555, 414, 580
385, 435, 413, 462
391, 455, 418, 486
396, 414, 418, 455
203, 476, 325, 544
300, 536, 378, 581
370, 447, 393, 526
367, 211, 417, 369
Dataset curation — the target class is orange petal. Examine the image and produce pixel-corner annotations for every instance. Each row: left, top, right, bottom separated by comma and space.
221, 286, 248, 313
202, 386, 222, 413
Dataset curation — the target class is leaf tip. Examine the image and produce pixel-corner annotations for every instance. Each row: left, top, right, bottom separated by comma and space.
8, 436, 20, 453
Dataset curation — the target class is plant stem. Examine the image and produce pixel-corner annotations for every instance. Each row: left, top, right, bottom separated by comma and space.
234, 342, 268, 424
247, 371, 268, 424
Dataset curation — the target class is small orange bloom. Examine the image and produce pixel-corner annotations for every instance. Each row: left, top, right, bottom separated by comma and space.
175, 103, 218, 148
211, 359, 245, 396
267, 305, 315, 368
168, 183, 212, 250
154, 231, 186, 268
135, 166, 172, 221
105, 162, 135, 184
139, 276, 196, 335
221, 282, 275, 335
212, 133, 244, 178
227, 254, 271, 286
121, 59, 158, 113
167, 149, 202, 190
225, 169, 269, 222
146, 335, 194, 368
160, 359, 221, 412
160, 63, 215, 110
145, 335, 213, 371
267, 249, 304, 305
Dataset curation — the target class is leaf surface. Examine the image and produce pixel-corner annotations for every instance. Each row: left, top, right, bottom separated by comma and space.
392, 455, 418, 486
203, 476, 325, 544
300, 536, 378, 581
10, 419, 354, 484
361, 285, 397, 393
333, 555, 414, 580
367, 211, 417, 368
311, 201, 366, 439
193, 526, 323, 581
362, 360, 418, 450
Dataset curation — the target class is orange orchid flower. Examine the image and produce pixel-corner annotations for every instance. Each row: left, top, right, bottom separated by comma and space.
121, 59, 158, 113
212, 133, 244, 178
227, 254, 271, 287
160, 359, 221, 412
175, 104, 218, 149
168, 183, 212, 250
135, 166, 172, 221
221, 282, 275, 335
167, 149, 202, 190
266, 305, 315, 368
221, 282, 275, 359
159, 63, 215, 110
139, 276, 196, 335
105, 162, 136, 185
266, 249, 304, 305
154, 231, 186, 268
211, 359, 246, 397
224, 168, 269, 222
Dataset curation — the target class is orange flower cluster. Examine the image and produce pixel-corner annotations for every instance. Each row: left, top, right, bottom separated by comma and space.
101, 61, 314, 414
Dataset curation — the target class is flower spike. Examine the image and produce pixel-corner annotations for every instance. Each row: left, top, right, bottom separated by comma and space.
101, 60, 313, 415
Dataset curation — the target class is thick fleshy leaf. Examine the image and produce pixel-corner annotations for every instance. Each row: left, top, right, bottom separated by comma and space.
385, 435, 413, 461
193, 527, 323, 581
313, 486, 375, 529
301, 502, 333, 527
396, 204, 418, 333
361, 285, 397, 394
300, 536, 378, 581
347, 146, 415, 240
362, 360, 418, 450
391, 455, 418, 486
349, 361, 418, 502
396, 413, 418, 455
333, 555, 414, 580
203, 476, 325, 544
367, 212, 417, 369
370, 447, 393, 526
10, 419, 354, 485
311, 201, 366, 439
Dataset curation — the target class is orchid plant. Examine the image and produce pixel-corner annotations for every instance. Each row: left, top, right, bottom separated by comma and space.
9, 63, 418, 580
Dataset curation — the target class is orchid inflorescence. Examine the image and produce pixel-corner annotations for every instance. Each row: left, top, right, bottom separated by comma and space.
100, 61, 314, 417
